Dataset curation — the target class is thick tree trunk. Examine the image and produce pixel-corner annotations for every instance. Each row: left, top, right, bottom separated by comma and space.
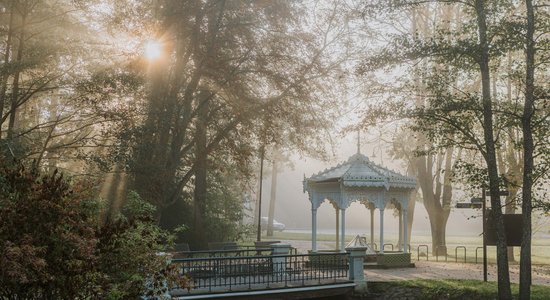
474, 1, 511, 298
416, 148, 452, 256
429, 213, 448, 255
520, 0, 535, 298
193, 90, 209, 249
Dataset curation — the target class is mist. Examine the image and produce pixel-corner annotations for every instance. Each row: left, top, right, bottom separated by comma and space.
256, 132, 485, 239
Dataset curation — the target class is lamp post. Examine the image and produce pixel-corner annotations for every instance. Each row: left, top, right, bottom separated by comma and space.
256, 144, 265, 242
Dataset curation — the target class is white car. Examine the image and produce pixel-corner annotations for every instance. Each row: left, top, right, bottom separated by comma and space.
260, 217, 285, 232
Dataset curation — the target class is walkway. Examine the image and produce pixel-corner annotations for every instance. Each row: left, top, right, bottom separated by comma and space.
280, 239, 550, 286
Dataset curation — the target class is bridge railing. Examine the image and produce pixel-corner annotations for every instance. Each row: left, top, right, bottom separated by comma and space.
171, 252, 349, 293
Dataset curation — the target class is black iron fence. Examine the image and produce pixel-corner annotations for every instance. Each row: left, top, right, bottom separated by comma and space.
171, 252, 349, 292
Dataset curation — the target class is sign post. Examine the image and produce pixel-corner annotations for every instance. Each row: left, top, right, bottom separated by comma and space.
457, 188, 514, 283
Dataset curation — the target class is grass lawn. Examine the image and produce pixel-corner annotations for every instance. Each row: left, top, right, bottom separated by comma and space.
261, 231, 550, 265
368, 279, 550, 300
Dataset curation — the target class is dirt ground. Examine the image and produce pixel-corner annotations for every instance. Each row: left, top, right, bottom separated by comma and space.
367, 261, 550, 285
280, 239, 550, 286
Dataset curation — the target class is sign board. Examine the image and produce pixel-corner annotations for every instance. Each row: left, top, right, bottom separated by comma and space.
485, 212, 523, 246
470, 197, 483, 203
456, 203, 482, 209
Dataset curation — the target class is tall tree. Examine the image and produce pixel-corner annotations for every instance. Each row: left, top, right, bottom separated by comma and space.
103, 1, 352, 247
473, 1, 511, 296
520, 0, 535, 297
359, 1, 535, 297
0, 0, 123, 174
360, 3, 459, 255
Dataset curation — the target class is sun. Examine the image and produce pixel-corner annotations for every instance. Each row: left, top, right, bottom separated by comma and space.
143, 40, 162, 60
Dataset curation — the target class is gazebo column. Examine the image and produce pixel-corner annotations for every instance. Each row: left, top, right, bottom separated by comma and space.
340, 208, 346, 252
335, 206, 340, 250
403, 208, 408, 253
379, 208, 384, 253
312, 207, 318, 252
370, 207, 374, 249
398, 208, 403, 251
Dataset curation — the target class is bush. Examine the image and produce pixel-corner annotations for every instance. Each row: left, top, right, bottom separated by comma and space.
95, 191, 173, 299
0, 164, 97, 298
0, 162, 176, 299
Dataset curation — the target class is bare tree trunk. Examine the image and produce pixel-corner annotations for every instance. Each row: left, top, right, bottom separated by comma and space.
475, 1, 511, 298
520, 0, 535, 298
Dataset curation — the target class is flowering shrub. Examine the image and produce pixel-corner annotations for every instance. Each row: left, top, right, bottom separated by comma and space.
0, 162, 179, 299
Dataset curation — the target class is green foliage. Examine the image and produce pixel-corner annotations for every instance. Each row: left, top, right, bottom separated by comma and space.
163, 168, 249, 248
0, 160, 176, 298
0, 163, 98, 298
94, 190, 176, 299
122, 190, 158, 220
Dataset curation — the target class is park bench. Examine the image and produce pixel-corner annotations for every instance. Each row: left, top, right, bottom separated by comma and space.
208, 241, 239, 251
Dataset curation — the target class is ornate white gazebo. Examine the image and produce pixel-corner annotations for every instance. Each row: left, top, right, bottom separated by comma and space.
303, 149, 416, 253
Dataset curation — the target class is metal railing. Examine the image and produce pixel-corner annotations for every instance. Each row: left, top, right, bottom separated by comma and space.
417, 245, 429, 261
435, 245, 448, 262
455, 246, 466, 263
172, 252, 349, 293
412, 244, 488, 263
476, 247, 483, 264
383, 243, 394, 251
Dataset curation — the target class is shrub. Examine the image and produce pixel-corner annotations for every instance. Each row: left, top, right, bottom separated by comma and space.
0, 164, 97, 298
95, 191, 173, 299
0, 162, 176, 299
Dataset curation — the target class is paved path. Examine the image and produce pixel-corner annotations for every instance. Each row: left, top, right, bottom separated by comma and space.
280, 239, 550, 286
367, 261, 550, 286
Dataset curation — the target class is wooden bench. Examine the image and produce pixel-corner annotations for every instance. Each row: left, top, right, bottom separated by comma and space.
254, 240, 280, 249
208, 242, 239, 251
174, 243, 190, 252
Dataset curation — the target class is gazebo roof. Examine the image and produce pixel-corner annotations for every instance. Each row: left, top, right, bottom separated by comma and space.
306, 152, 416, 190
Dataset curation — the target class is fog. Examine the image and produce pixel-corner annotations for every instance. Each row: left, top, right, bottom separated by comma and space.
257, 133, 485, 239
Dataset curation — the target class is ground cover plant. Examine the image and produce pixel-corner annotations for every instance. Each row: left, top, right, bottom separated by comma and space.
367, 280, 550, 300
267, 231, 550, 265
